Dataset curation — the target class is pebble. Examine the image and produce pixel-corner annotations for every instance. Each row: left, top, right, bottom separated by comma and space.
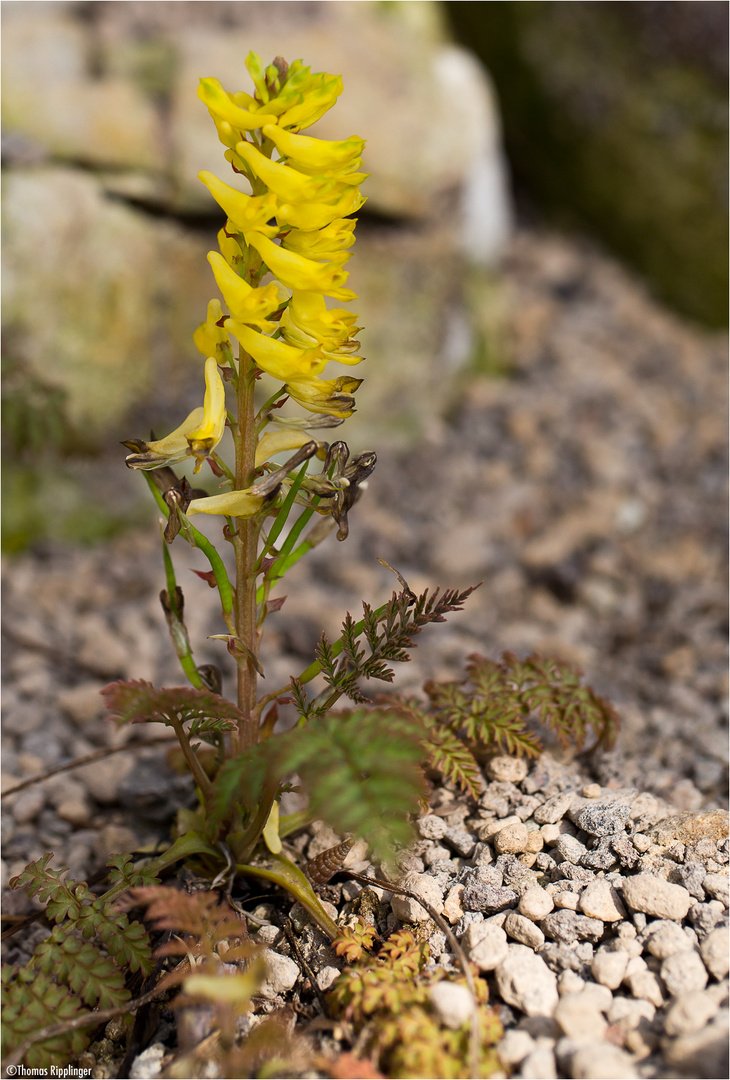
497, 1028, 535, 1069
626, 969, 664, 1007
703, 872, 729, 907
417, 813, 447, 840
663, 988, 721, 1037
569, 1042, 638, 1079
541, 911, 604, 945
260, 949, 299, 996
442, 826, 476, 858
428, 981, 474, 1029
643, 919, 691, 959
534, 792, 574, 825
571, 803, 631, 837
591, 947, 629, 989
662, 1014, 729, 1078
648, 809, 729, 847
442, 883, 465, 924
503, 911, 545, 949
315, 965, 340, 991
699, 924, 729, 979
11, 787, 46, 824
463, 921, 509, 971
520, 1046, 557, 1078
554, 834, 587, 864
660, 948, 709, 995
495, 944, 559, 1017
486, 755, 529, 783
621, 874, 692, 920
519, 885, 555, 921
554, 991, 607, 1042
494, 821, 529, 854
390, 871, 443, 923
462, 880, 518, 914
578, 879, 626, 922
553, 891, 580, 911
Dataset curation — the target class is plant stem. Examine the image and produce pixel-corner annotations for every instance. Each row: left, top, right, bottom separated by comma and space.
235, 346, 260, 751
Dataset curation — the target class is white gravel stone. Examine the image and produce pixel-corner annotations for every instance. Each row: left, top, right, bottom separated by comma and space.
503, 911, 545, 948
315, 966, 340, 991
621, 874, 692, 920
494, 821, 530, 854
442, 882, 465, 924
664, 988, 721, 1037
417, 813, 447, 840
660, 948, 709, 996
479, 814, 522, 840
627, 969, 664, 1007
581, 784, 602, 798
534, 791, 574, 825
644, 919, 692, 959
428, 980, 474, 1029
487, 755, 529, 783
591, 946, 629, 989
554, 991, 607, 1042
578, 879, 626, 922
703, 872, 729, 907
520, 1046, 557, 1078
464, 921, 509, 971
497, 1028, 535, 1069
553, 891, 580, 911
11, 787, 45, 823
390, 871, 443, 922
495, 943, 559, 1017
260, 949, 299, 996
519, 885, 554, 920
569, 1043, 639, 1079
700, 924, 729, 979
607, 995, 656, 1025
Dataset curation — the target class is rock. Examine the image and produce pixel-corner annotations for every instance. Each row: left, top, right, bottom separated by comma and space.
581, 784, 602, 798
643, 920, 692, 960
689, 900, 726, 938
534, 792, 574, 825
569, 1043, 639, 1079
558, 970, 586, 996
486, 755, 529, 783
580, 837, 618, 872
495, 944, 559, 1017
700, 924, 729, 979
129, 1042, 166, 1080
503, 911, 545, 949
648, 810, 729, 848
391, 871, 443, 923
442, 883, 465, 925
519, 885, 555, 921
541, 910, 604, 945
578, 879, 626, 922
554, 991, 607, 1042
417, 814, 448, 840
11, 787, 45, 824
260, 949, 299, 997
92, 824, 140, 862
443, 826, 476, 858
607, 995, 656, 1026
554, 834, 588, 864
571, 803, 631, 837
462, 876, 517, 914
553, 891, 580, 912
520, 1046, 557, 1079
703, 872, 729, 907
626, 969, 664, 1008
621, 874, 692, 920
479, 815, 522, 840
316, 966, 340, 991
660, 949, 709, 996
664, 989, 722, 1037
57, 682, 106, 727
79, 754, 134, 805
671, 860, 707, 900
464, 921, 509, 971
428, 981, 474, 1029
494, 821, 529, 854
591, 947, 629, 989
663, 1015, 729, 1078
497, 1028, 535, 1069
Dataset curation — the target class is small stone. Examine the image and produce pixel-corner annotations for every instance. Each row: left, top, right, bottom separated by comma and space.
632, 833, 651, 853
519, 885, 554, 921
524, 830, 544, 854
463, 880, 517, 914
464, 921, 509, 971
443, 826, 476, 858
558, 970, 586, 995
664, 989, 721, 1037
316, 966, 340, 991
643, 920, 691, 959
554, 992, 607, 1042
663, 1015, 729, 1078
607, 995, 656, 1025
487, 755, 529, 783
417, 813, 447, 840
555, 834, 587, 864
579, 879, 626, 922
442, 883, 465, 925
621, 874, 692, 920
93, 824, 139, 862
478, 814, 522, 840
700, 924, 729, 979
689, 900, 726, 938
572, 803, 631, 837
541, 910, 604, 945
391, 871, 443, 923
703, 872, 729, 907
520, 1046, 557, 1079
495, 944, 558, 1017
610, 833, 640, 870
541, 823, 562, 844
539, 942, 588, 975
494, 821, 529, 854
11, 787, 45, 824
497, 1028, 535, 1069
554, 891, 580, 911
57, 681, 106, 726
57, 796, 93, 826
581, 837, 618, 871
260, 949, 299, 996
503, 911, 545, 949
581, 784, 602, 798
534, 792, 573, 825
428, 981, 474, 1029
129, 1043, 166, 1079
660, 949, 709, 996
569, 1043, 638, 1079
591, 947, 630, 989
648, 809, 729, 847
626, 969, 664, 1007
672, 860, 707, 900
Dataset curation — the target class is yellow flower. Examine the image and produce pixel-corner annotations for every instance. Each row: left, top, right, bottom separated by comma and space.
207, 252, 280, 331
275, 186, 366, 232
225, 320, 327, 381
125, 358, 227, 473
193, 299, 233, 361
285, 374, 362, 418
232, 141, 335, 204
281, 218, 356, 260
198, 172, 279, 239
262, 125, 364, 176
187, 489, 266, 518
274, 69, 344, 130
279, 291, 362, 363
198, 77, 278, 131
255, 429, 315, 467
246, 232, 356, 301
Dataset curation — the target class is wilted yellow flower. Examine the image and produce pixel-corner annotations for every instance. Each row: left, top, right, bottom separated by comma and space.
193, 299, 233, 362
255, 428, 315, 467
285, 373, 362, 418
279, 291, 361, 363
187, 488, 266, 518
125, 357, 227, 473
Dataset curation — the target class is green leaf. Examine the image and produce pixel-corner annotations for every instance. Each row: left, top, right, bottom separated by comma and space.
101, 679, 241, 734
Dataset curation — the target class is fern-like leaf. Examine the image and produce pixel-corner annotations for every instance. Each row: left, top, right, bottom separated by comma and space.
106, 852, 161, 891
421, 722, 483, 800
2, 970, 88, 1070
9, 853, 88, 922
102, 678, 240, 736
32, 924, 130, 1010
122, 886, 250, 963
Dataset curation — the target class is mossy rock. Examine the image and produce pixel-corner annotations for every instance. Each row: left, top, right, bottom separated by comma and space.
448, 1, 728, 327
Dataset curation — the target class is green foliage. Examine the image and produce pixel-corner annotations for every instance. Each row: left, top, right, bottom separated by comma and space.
328, 928, 501, 1079
102, 678, 241, 738
4, 854, 153, 1069
333, 918, 378, 964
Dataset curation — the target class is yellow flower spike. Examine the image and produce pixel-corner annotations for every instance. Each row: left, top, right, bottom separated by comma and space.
187, 489, 266, 518
246, 232, 357, 301
233, 141, 335, 205
255, 429, 315, 467
217, 226, 245, 270
262, 125, 364, 175
198, 172, 279, 239
197, 77, 278, 131
275, 187, 366, 232
193, 299, 233, 363
282, 219, 357, 260
285, 374, 363, 418
207, 252, 280, 331
226, 319, 327, 382
276, 73, 344, 130
185, 357, 228, 472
